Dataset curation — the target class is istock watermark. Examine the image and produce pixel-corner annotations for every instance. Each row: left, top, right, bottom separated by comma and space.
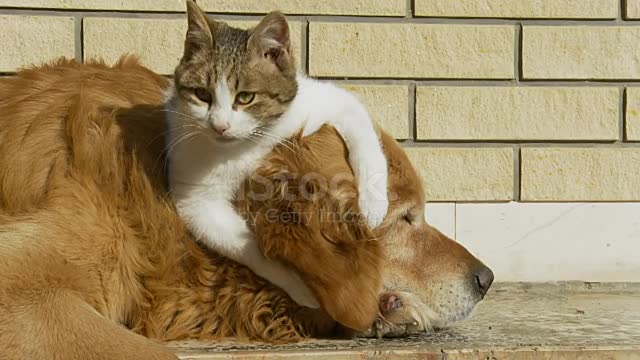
238, 208, 374, 226
243, 170, 393, 199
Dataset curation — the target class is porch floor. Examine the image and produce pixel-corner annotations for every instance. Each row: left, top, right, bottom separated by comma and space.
169, 282, 640, 359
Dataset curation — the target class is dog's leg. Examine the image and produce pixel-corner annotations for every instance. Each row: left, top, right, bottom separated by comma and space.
0, 289, 177, 360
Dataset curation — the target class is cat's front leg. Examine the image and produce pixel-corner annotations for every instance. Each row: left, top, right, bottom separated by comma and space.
178, 199, 320, 308
346, 127, 389, 229
298, 82, 389, 229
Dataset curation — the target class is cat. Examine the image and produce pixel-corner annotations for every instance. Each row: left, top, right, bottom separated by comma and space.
165, 0, 388, 308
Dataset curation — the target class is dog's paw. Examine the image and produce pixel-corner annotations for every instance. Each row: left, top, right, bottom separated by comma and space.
358, 187, 388, 229
360, 292, 423, 338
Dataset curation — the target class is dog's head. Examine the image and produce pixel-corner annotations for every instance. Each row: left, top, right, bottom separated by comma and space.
374, 130, 493, 332
240, 125, 492, 334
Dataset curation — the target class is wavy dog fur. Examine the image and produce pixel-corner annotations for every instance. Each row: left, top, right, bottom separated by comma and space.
0, 58, 490, 359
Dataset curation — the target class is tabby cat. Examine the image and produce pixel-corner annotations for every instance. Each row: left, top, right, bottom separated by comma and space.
166, 0, 388, 308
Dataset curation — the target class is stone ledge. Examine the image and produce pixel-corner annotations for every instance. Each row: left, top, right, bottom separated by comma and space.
168, 282, 640, 359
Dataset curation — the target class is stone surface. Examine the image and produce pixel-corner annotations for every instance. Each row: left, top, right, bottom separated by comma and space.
309, 23, 515, 79
404, 147, 513, 201
0, 0, 183, 10
417, 87, 619, 141
627, 0, 640, 19
0, 15, 75, 72
83, 18, 302, 75
424, 203, 455, 239
523, 26, 640, 80
415, 0, 618, 19
521, 148, 640, 201
342, 84, 409, 140
169, 283, 640, 359
626, 87, 640, 141
200, 0, 405, 16
84, 18, 183, 75
456, 202, 640, 282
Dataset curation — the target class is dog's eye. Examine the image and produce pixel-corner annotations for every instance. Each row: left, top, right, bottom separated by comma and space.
403, 214, 414, 225
235, 91, 255, 105
193, 88, 212, 104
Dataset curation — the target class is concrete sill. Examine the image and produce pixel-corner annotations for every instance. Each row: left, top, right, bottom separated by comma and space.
169, 282, 640, 359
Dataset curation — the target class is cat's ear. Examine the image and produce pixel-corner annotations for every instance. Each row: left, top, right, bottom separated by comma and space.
184, 0, 214, 57
248, 11, 293, 71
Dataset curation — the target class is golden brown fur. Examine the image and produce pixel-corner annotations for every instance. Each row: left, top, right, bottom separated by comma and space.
0, 58, 490, 359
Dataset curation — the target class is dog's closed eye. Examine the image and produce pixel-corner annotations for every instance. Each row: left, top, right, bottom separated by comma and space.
403, 213, 414, 225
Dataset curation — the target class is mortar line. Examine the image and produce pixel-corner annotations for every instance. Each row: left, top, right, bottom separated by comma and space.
620, 0, 626, 21
453, 203, 457, 240
0, 69, 638, 88
409, 83, 417, 141
0, 7, 183, 13
621, 86, 627, 141
407, 0, 414, 18
0, 9, 184, 18
320, 78, 640, 86
73, 15, 82, 62
446, 200, 640, 204
300, 18, 309, 75
513, 146, 521, 201
400, 142, 640, 148
516, 23, 523, 81
0, 8, 637, 24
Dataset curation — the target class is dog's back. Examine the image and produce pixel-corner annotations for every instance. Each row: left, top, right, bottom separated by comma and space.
0, 57, 168, 212
0, 57, 182, 359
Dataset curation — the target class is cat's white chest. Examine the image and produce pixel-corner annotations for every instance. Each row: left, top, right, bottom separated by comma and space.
201, 148, 265, 196
169, 138, 272, 201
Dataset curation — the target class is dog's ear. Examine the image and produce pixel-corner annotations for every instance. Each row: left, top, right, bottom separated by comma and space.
239, 126, 384, 332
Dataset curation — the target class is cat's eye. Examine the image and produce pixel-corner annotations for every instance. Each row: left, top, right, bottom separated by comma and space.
235, 91, 255, 106
193, 88, 212, 104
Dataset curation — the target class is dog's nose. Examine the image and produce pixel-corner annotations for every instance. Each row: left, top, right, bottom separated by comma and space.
472, 264, 494, 298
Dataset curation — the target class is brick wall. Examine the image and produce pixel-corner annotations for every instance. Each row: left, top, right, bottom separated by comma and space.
2, 0, 639, 203
2, 1, 640, 281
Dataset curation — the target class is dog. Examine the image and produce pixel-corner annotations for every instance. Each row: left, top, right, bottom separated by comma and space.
0, 57, 493, 359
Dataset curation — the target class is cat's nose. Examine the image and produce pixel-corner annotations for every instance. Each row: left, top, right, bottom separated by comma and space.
212, 122, 229, 136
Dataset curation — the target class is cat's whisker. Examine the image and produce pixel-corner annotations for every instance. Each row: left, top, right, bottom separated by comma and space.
162, 131, 200, 170
251, 129, 299, 154
170, 179, 215, 190
245, 133, 283, 151
157, 129, 200, 168
257, 128, 299, 149
243, 133, 300, 157
157, 109, 202, 123
252, 132, 297, 154
243, 134, 262, 146
147, 124, 203, 147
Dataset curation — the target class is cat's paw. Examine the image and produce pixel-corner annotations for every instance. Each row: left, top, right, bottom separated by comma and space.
290, 287, 320, 309
284, 274, 321, 309
301, 119, 322, 137
358, 185, 389, 229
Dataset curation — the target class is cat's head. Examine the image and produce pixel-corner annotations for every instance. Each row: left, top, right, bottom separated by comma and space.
171, 0, 297, 145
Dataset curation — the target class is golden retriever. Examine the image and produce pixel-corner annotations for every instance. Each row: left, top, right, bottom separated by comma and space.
0, 58, 493, 359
